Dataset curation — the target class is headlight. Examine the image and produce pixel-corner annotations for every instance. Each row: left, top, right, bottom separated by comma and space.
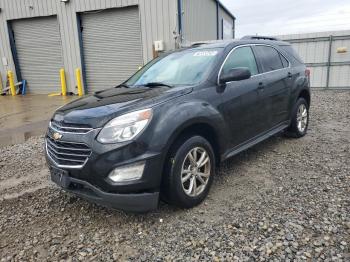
97, 109, 153, 143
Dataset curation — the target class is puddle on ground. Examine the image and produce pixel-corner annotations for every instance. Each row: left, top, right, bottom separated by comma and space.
0, 130, 44, 148
0, 121, 47, 148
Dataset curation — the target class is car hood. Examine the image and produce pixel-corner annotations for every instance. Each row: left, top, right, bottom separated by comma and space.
55, 86, 192, 128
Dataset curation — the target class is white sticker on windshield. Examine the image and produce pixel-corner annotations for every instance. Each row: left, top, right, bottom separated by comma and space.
193, 51, 218, 57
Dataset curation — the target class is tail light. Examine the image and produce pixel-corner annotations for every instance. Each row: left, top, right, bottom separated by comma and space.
305, 68, 310, 78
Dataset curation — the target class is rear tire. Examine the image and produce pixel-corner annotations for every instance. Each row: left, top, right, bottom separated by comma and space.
285, 97, 309, 138
161, 135, 215, 208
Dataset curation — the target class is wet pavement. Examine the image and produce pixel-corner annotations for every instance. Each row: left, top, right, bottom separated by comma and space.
0, 95, 75, 147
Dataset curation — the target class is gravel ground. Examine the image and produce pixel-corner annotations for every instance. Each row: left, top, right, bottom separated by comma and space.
0, 90, 349, 261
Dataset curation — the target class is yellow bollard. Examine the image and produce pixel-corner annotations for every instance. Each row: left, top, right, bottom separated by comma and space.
7, 71, 16, 96
60, 69, 67, 96
75, 68, 84, 96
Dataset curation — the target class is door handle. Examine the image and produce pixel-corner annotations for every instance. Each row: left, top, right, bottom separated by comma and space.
258, 82, 265, 90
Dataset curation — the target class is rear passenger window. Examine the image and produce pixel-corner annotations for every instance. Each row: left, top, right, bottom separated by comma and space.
222, 46, 258, 76
255, 46, 284, 72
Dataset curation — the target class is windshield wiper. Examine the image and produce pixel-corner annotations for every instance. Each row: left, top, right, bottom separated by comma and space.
143, 82, 173, 88
116, 83, 131, 88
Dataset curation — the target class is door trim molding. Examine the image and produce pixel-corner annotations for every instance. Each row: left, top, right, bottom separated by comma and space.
222, 121, 290, 160
217, 43, 292, 85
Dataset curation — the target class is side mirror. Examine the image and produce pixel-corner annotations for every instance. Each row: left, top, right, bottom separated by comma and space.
219, 67, 251, 85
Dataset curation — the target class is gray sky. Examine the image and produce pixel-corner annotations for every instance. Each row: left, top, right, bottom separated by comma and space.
221, 0, 350, 37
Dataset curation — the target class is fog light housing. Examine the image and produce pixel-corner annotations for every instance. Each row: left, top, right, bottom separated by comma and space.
108, 162, 145, 183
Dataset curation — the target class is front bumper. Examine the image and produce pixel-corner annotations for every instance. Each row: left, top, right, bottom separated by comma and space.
45, 126, 165, 212
50, 172, 159, 212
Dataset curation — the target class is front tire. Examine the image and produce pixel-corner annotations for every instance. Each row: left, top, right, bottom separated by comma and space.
286, 97, 309, 138
162, 136, 215, 208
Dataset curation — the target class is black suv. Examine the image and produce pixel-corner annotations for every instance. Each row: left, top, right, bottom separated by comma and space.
46, 36, 310, 212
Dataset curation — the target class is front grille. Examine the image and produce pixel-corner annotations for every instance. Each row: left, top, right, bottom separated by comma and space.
50, 120, 92, 134
46, 136, 91, 167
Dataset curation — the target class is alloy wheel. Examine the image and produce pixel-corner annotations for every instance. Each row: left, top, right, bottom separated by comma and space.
296, 104, 308, 133
181, 147, 211, 197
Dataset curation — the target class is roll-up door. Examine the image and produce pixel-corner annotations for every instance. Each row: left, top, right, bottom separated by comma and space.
11, 16, 64, 94
81, 6, 143, 93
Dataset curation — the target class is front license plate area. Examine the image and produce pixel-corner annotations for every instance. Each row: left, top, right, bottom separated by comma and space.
50, 166, 70, 189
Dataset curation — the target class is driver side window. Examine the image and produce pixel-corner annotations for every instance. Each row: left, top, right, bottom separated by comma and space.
222, 46, 258, 76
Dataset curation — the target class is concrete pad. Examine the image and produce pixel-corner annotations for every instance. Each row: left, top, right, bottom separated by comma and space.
0, 95, 76, 147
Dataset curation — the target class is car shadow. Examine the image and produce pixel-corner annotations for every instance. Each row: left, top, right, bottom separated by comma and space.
54, 133, 286, 221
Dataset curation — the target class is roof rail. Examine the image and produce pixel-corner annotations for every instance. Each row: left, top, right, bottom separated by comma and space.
191, 42, 208, 47
188, 39, 233, 47
241, 35, 280, 41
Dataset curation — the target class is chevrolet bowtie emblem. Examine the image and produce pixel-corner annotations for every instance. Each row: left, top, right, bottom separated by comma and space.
53, 132, 63, 141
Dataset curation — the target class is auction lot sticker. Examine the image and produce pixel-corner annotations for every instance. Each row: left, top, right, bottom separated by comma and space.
193, 51, 218, 57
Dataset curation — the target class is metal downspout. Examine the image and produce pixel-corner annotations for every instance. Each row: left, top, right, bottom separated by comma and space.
216, 1, 220, 40
326, 35, 333, 89
177, 0, 183, 47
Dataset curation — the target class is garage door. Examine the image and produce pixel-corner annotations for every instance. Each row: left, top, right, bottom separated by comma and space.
81, 7, 143, 93
11, 16, 64, 94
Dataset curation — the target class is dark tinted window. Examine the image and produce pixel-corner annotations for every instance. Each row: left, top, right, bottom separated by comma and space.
255, 46, 283, 72
279, 45, 304, 64
280, 54, 289, 68
222, 46, 258, 75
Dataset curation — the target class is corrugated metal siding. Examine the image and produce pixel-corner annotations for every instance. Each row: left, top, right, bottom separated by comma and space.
0, 0, 177, 94
139, 0, 178, 62
0, 3, 17, 86
11, 16, 64, 93
81, 6, 143, 93
56, 1, 82, 94
279, 30, 350, 88
181, 0, 217, 44
218, 5, 234, 39
331, 35, 350, 87
329, 65, 350, 87
0, 0, 57, 19
308, 67, 327, 88
291, 41, 329, 87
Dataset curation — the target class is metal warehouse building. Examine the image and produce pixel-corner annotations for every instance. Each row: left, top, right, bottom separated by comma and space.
0, 0, 235, 94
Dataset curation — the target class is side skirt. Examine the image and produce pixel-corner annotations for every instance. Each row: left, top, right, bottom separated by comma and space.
222, 121, 290, 161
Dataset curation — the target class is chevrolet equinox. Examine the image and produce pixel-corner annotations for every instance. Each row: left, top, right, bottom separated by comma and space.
46, 36, 311, 212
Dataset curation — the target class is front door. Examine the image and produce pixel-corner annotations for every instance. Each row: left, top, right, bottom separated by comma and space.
218, 46, 265, 147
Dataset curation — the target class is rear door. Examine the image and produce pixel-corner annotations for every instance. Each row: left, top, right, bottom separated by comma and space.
253, 45, 291, 128
218, 46, 265, 147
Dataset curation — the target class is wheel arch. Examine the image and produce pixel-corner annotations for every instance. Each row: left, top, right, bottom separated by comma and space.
297, 88, 311, 108
163, 121, 223, 169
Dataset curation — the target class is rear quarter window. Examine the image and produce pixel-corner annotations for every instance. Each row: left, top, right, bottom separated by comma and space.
279, 45, 304, 64
280, 54, 289, 68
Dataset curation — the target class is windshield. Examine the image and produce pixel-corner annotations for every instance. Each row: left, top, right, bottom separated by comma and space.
125, 48, 222, 87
